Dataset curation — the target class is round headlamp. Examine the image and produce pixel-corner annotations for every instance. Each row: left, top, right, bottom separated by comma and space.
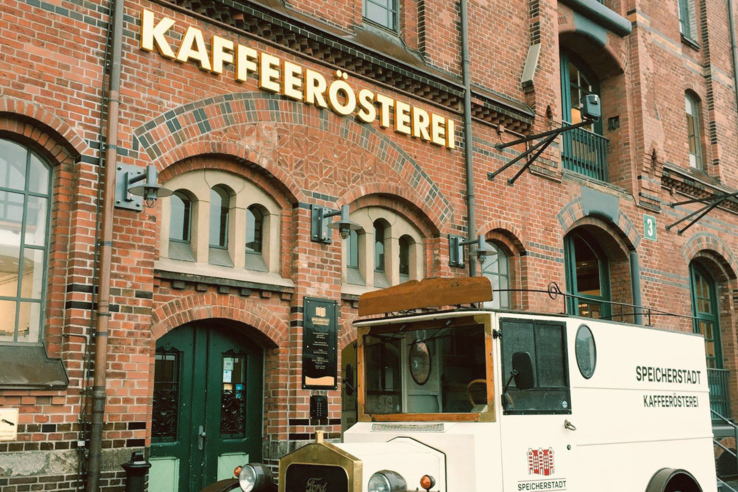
368, 470, 407, 492
237, 463, 273, 492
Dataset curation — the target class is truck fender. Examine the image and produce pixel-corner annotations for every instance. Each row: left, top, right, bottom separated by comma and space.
646, 468, 702, 492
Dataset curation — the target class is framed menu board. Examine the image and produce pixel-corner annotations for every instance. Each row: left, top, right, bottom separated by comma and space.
302, 298, 338, 390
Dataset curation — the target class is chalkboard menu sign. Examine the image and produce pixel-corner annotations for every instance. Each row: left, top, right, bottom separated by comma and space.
302, 298, 338, 390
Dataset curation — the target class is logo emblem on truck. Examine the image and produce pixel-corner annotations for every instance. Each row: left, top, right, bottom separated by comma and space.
527, 448, 555, 476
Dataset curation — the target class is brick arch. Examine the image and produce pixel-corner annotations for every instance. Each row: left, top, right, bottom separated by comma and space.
346, 188, 442, 237
557, 196, 641, 250
152, 137, 306, 203
0, 97, 88, 159
478, 219, 528, 254
132, 92, 453, 228
150, 292, 289, 348
682, 233, 738, 282
559, 28, 625, 80
160, 155, 297, 210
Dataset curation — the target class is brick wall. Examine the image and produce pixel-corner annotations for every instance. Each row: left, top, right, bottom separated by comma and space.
2, 0, 738, 489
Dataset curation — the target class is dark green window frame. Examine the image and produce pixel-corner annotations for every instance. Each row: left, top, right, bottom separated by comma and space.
0, 139, 53, 345
560, 50, 603, 135
564, 231, 611, 320
678, 0, 697, 42
689, 262, 722, 369
363, 0, 398, 32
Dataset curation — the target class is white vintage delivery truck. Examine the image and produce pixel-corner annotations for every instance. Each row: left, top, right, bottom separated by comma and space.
210, 277, 719, 492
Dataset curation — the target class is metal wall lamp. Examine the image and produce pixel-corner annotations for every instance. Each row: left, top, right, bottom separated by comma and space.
115, 164, 172, 210
311, 205, 361, 243
449, 234, 495, 268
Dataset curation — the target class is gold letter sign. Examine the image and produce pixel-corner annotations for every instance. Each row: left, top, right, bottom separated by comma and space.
139, 9, 456, 149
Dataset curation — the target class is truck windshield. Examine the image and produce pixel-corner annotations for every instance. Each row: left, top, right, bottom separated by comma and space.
363, 323, 488, 414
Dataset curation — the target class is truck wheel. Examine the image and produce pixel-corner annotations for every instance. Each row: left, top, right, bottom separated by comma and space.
646, 468, 702, 492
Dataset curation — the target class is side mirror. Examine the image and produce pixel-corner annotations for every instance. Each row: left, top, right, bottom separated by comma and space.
512, 352, 535, 391
343, 364, 355, 397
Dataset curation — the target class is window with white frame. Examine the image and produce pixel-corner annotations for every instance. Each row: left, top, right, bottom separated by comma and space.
0, 139, 52, 344
158, 170, 281, 278
342, 207, 423, 290
481, 242, 510, 309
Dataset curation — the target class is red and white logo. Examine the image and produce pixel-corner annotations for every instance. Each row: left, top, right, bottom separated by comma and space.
527, 448, 555, 476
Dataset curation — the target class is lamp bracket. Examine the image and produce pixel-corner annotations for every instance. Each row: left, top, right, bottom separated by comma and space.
311, 205, 337, 244
114, 164, 145, 211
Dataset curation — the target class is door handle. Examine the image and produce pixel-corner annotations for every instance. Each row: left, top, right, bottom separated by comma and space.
564, 419, 577, 431
198, 425, 206, 450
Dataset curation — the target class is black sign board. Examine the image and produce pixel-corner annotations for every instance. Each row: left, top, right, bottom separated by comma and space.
285, 463, 348, 492
302, 298, 338, 390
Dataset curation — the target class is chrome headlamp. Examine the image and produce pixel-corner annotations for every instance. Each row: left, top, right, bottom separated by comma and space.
368, 470, 407, 492
236, 463, 273, 492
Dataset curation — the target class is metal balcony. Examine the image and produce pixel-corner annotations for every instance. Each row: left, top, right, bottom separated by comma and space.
709, 368, 732, 420
561, 126, 610, 182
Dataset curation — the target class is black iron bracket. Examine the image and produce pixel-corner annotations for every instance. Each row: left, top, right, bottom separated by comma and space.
666, 191, 738, 235
488, 120, 594, 186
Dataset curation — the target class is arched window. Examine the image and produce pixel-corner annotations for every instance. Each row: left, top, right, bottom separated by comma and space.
209, 186, 230, 248
168, 191, 194, 262
373, 220, 389, 288
560, 50, 608, 182
399, 235, 413, 283
245, 205, 264, 254
564, 231, 611, 319
481, 243, 510, 309
346, 229, 365, 286
0, 139, 51, 343
690, 263, 722, 368
686, 93, 702, 169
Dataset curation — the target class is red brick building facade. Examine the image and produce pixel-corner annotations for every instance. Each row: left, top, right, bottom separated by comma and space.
1, 0, 738, 489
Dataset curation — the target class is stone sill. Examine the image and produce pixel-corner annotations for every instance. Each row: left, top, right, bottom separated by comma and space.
155, 259, 295, 294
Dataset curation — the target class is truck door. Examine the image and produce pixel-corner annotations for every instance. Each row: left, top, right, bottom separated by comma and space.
498, 318, 575, 492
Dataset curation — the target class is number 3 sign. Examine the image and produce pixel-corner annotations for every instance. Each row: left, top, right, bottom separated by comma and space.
644, 214, 657, 241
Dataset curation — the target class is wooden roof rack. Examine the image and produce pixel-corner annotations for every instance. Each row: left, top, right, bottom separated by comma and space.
358, 277, 493, 316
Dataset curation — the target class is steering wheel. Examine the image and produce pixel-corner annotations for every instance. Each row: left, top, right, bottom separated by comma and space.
466, 379, 487, 407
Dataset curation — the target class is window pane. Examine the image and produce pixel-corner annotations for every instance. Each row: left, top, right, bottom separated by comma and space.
0, 191, 25, 232
374, 222, 385, 272
0, 199, 22, 296
574, 236, 601, 296
535, 324, 566, 387
0, 300, 17, 341
21, 248, 44, 300
365, 2, 391, 28
0, 140, 27, 191
209, 188, 229, 247
28, 155, 50, 195
16, 301, 41, 343
399, 236, 411, 276
169, 192, 191, 242
24, 196, 48, 246
348, 230, 359, 269
153, 350, 180, 441
221, 355, 247, 438
245, 206, 263, 254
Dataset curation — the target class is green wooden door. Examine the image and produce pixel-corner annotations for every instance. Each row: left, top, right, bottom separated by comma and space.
150, 323, 264, 492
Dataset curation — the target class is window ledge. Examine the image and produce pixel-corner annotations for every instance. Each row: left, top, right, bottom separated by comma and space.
342, 283, 380, 298
681, 34, 701, 51
155, 258, 295, 290
0, 345, 68, 390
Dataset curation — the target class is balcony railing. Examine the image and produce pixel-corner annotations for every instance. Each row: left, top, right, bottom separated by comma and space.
561, 126, 610, 182
709, 368, 732, 420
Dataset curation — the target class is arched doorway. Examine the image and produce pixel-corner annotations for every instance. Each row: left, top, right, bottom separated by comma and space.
564, 230, 611, 319
149, 321, 264, 491
690, 262, 727, 417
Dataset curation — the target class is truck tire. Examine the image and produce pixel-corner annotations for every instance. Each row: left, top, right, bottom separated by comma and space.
646, 468, 702, 492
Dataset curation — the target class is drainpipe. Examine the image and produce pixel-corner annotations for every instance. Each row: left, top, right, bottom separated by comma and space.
729, 0, 738, 119
460, 0, 477, 277
629, 251, 643, 325
86, 0, 124, 487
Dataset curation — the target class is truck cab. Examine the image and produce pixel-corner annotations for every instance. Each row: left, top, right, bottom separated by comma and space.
224, 277, 717, 492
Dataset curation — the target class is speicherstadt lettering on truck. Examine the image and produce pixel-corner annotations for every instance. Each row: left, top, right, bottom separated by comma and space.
202, 277, 717, 492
